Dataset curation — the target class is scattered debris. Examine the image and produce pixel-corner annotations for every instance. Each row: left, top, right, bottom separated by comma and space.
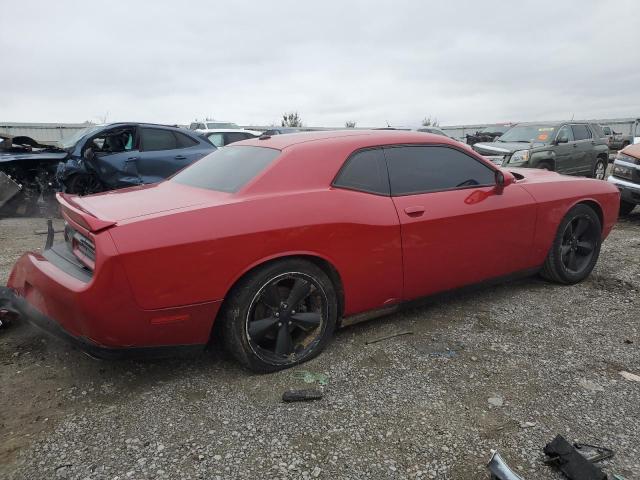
34, 227, 64, 235
292, 370, 328, 386
619, 371, 640, 382
488, 395, 504, 408
486, 450, 524, 480
365, 330, 413, 345
623, 339, 633, 344
612, 475, 627, 480
519, 421, 537, 429
428, 349, 457, 358
543, 435, 609, 480
282, 389, 323, 403
0, 171, 21, 210
578, 378, 605, 392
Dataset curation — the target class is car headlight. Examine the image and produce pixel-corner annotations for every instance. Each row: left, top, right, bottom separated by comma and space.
508, 149, 530, 165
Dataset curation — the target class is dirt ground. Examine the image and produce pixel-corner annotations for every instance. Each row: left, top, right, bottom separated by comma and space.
1, 211, 639, 480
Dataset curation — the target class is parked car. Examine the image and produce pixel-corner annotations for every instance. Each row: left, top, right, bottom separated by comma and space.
203, 129, 262, 148
608, 142, 640, 215
1, 133, 74, 214
4, 130, 619, 372
189, 121, 240, 131
465, 124, 513, 146
601, 125, 633, 150
56, 123, 216, 195
473, 122, 609, 179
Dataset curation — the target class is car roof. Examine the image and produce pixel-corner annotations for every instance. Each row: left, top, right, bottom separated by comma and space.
238, 129, 465, 151
515, 121, 592, 127
103, 122, 187, 131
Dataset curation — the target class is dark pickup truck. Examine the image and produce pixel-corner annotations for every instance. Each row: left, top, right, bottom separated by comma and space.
472, 122, 609, 179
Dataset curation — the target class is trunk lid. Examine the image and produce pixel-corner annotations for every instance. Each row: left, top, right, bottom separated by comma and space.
60, 181, 231, 230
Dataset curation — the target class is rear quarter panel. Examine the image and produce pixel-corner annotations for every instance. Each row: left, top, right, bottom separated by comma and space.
108, 189, 404, 317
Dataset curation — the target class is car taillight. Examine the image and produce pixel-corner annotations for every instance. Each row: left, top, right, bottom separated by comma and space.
71, 231, 96, 270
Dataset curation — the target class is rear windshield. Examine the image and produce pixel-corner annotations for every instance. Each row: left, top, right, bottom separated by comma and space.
172, 146, 279, 193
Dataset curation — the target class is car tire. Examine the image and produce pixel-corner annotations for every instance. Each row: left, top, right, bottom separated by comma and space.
540, 204, 602, 285
620, 200, 636, 216
220, 258, 338, 372
538, 162, 553, 171
592, 158, 607, 180
65, 173, 104, 196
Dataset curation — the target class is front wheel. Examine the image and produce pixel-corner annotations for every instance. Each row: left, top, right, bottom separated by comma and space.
65, 173, 104, 196
592, 158, 606, 180
220, 259, 338, 372
540, 204, 602, 284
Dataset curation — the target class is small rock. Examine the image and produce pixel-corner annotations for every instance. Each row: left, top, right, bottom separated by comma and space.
488, 396, 504, 407
619, 371, 640, 382
520, 421, 537, 428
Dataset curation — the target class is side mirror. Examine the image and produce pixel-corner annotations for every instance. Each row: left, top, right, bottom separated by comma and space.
494, 169, 514, 194
555, 136, 569, 144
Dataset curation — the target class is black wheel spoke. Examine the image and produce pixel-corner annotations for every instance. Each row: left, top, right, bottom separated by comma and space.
291, 312, 322, 329
287, 279, 312, 307
248, 317, 278, 342
275, 323, 293, 356
262, 283, 282, 309
560, 244, 571, 259
577, 241, 593, 254
567, 249, 578, 271
574, 218, 589, 238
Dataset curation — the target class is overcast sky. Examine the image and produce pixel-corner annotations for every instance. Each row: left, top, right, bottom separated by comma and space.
1, 0, 639, 127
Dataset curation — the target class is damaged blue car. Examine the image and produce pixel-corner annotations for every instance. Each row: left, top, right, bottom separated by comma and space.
56, 123, 216, 195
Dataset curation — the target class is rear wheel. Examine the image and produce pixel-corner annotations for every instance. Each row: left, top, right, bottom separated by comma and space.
65, 173, 103, 196
620, 200, 636, 216
220, 259, 337, 372
540, 204, 602, 284
592, 158, 606, 180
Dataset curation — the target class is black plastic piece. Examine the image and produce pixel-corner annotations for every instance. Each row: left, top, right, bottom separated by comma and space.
543, 435, 607, 480
282, 389, 323, 402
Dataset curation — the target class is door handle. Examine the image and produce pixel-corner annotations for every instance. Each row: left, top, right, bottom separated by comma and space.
175, 155, 187, 160
404, 206, 425, 216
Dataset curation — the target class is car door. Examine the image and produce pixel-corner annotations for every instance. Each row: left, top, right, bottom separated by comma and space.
571, 124, 594, 176
553, 124, 576, 174
384, 145, 537, 301
136, 127, 196, 182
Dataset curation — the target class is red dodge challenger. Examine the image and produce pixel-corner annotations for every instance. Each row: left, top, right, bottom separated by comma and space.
3, 130, 620, 371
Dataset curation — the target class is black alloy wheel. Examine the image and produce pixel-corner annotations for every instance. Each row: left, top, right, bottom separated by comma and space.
559, 215, 599, 274
246, 273, 327, 364
66, 174, 104, 196
541, 204, 602, 284
221, 259, 337, 372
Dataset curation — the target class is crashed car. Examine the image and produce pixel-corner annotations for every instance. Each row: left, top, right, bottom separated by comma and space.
465, 124, 512, 146
56, 123, 216, 194
0, 133, 67, 215
4, 130, 619, 372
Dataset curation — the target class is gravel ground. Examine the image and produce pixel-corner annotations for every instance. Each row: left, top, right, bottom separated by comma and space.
1, 212, 639, 480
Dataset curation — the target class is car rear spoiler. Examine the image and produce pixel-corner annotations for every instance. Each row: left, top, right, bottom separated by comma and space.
56, 193, 116, 233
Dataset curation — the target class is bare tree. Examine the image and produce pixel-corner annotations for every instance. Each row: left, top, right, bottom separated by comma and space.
345, 121, 357, 128
281, 112, 303, 127
421, 116, 440, 127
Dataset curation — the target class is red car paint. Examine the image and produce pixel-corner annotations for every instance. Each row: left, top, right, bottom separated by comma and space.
7, 130, 620, 352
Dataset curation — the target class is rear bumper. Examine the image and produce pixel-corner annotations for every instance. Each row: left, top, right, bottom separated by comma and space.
6, 243, 222, 353
608, 176, 640, 204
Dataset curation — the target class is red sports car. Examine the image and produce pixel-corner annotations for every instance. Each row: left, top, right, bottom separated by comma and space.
3, 130, 620, 371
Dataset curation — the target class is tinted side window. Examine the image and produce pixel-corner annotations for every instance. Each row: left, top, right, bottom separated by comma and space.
572, 124, 592, 141
602, 126, 611, 135
333, 149, 389, 195
141, 128, 177, 151
385, 146, 495, 195
175, 132, 198, 148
